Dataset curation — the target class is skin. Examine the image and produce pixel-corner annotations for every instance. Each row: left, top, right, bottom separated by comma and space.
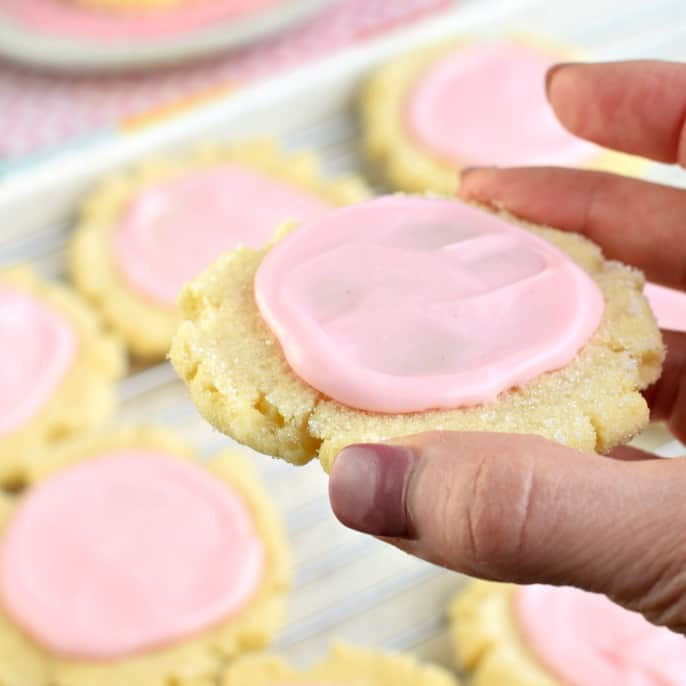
329, 61, 686, 635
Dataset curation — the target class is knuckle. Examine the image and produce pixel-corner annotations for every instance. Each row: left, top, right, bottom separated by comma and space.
607, 465, 686, 635
460, 444, 539, 577
626, 545, 686, 635
676, 104, 686, 169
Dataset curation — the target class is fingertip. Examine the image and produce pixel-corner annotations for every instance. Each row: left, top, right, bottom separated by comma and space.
329, 443, 416, 538
457, 166, 497, 201
460, 166, 481, 178
545, 62, 577, 101
544, 62, 598, 142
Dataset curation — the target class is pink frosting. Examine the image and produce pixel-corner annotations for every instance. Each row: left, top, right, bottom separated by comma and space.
113, 164, 332, 306
406, 43, 599, 168
515, 585, 686, 685
0, 452, 264, 659
0, 287, 77, 436
645, 283, 686, 332
255, 196, 604, 413
0, 0, 290, 40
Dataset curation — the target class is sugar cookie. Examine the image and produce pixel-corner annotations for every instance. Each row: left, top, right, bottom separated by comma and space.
0, 426, 290, 686
170, 196, 663, 471
0, 267, 124, 489
361, 39, 644, 194
451, 581, 686, 685
70, 139, 369, 359
223, 642, 460, 686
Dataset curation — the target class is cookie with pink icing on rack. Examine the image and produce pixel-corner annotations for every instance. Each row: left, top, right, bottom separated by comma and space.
70, 139, 369, 360
451, 581, 686, 685
223, 642, 460, 686
0, 426, 291, 686
170, 195, 663, 471
361, 38, 644, 195
0, 267, 124, 490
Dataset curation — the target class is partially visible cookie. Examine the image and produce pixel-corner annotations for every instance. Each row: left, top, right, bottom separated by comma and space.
0, 494, 50, 686
0, 426, 291, 686
644, 282, 686, 332
223, 642, 460, 685
361, 38, 644, 194
171, 195, 664, 472
0, 267, 124, 489
450, 581, 686, 685
70, 139, 369, 359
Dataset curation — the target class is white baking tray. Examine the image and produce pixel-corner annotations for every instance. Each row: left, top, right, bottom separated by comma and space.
2, 0, 685, 242
1, 0, 684, 676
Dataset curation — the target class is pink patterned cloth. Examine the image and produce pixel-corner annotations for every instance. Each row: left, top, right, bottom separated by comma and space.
0, 0, 452, 160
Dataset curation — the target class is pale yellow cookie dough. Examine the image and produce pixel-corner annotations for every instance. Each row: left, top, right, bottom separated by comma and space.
223, 642, 460, 686
0, 493, 52, 686
170, 204, 664, 472
69, 139, 370, 360
0, 267, 125, 490
450, 581, 560, 686
360, 38, 645, 195
0, 426, 291, 686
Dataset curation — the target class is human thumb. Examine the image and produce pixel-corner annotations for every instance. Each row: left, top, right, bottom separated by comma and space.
328, 431, 686, 633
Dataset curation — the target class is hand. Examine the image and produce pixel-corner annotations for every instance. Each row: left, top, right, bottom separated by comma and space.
329, 61, 686, 635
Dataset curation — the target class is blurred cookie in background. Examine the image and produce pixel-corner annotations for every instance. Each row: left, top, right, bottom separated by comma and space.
451, 580, 686, 685
361, 38, 644, 194
69, 139, 369, 359
0, 267, 124, 490
0, 426, 291, 686
224, 642, 461, 686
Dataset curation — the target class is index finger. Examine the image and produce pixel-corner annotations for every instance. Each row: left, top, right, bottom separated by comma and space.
547, 60, 686, 165
459, 166, 686, 291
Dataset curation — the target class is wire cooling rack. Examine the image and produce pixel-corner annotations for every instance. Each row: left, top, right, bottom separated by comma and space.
0, 111, 470, 676
1, 0, 686, 677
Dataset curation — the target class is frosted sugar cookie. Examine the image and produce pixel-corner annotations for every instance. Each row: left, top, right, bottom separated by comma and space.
0, 267, 124, 489
224, 642, 460, 686
70, 139, 369, 359
170, 195, 663, 471
451, 581, 686, 685
361, 39, 644, 194
645, 283, 686, 332
0, 426, 290, 686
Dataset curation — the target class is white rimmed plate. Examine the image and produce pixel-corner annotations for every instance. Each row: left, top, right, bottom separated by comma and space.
0, 0, 329, 72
